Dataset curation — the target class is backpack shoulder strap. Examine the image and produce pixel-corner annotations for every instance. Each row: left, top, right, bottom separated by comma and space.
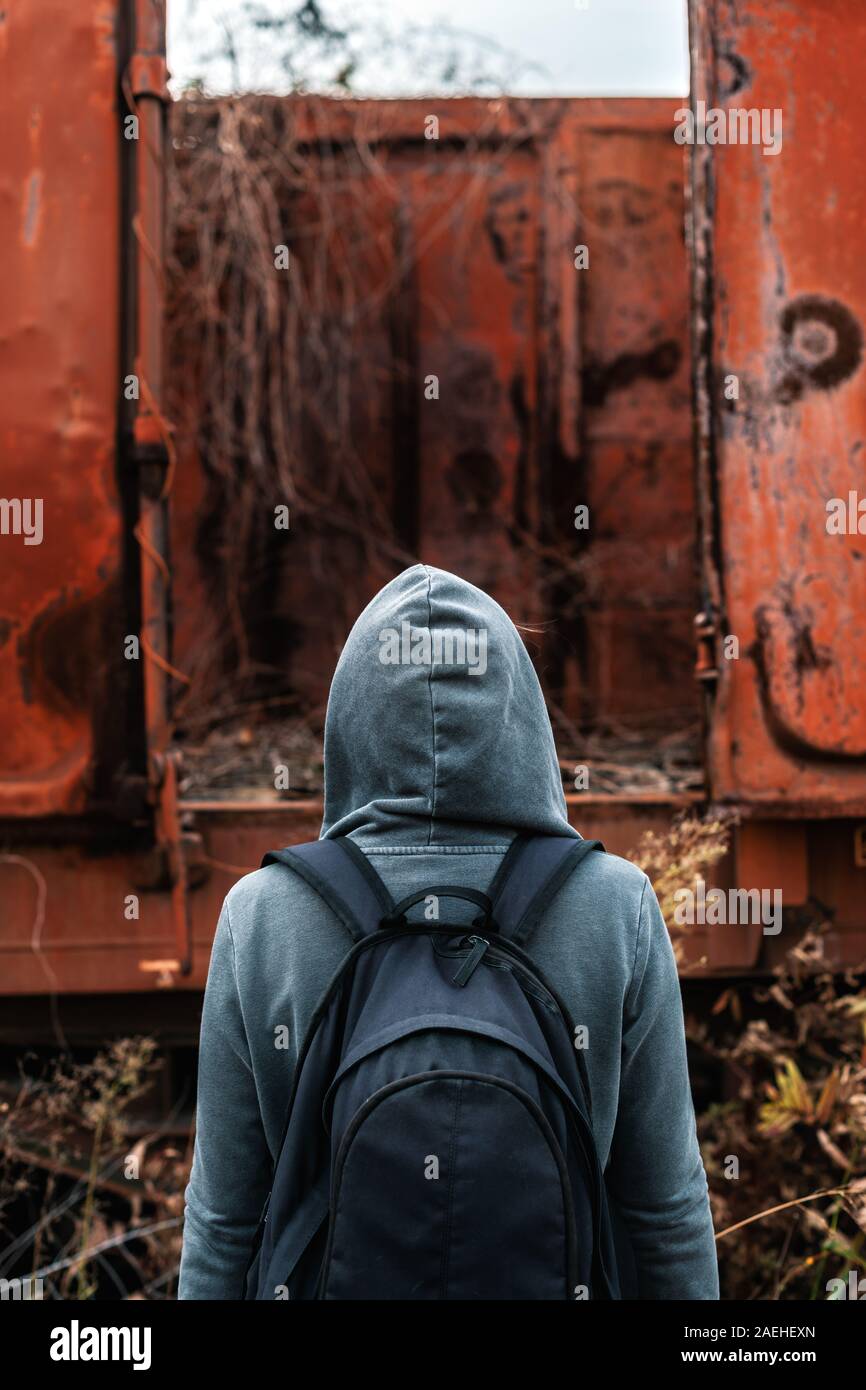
261, 837, 395, 941
490, 833, 605, 947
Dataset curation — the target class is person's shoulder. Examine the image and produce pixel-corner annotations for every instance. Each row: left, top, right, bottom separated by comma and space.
222, 860, 319, 940
224, 862, 284, 910
534, 846, 651, 975
579, 845, 648, 893
556, 845, 649, 924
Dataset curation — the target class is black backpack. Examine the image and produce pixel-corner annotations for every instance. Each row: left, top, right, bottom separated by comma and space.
243, 832, 625, 1301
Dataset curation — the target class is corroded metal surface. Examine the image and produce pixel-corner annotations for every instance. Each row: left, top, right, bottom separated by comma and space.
0, 1, 128, 816
2, 3, 866, 1003
168, 96, 698, 735
690, 0, 866, 813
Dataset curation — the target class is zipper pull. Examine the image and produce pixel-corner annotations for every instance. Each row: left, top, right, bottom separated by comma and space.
452, 935, 489, 987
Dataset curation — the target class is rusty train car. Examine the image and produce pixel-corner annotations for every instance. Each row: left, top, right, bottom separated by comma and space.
1, 0, 865, 1057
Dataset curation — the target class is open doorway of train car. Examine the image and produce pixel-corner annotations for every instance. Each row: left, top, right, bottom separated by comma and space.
166, 91, 702, 813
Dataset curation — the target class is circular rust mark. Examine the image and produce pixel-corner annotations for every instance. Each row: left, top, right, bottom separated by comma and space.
778, 295, 863, 398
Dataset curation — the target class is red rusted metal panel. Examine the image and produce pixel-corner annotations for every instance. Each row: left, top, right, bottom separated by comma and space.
0, 0, 174, 824
690, 0, 866, 815
736, 821, 808, 906
579, 121, 695, 726
704, 821, 808, 971
0, 1, 127, 816
6, 794, 866, 996
1, 798, 690, 996
8, 46, 864, 1005
169, 97, 697, 735
409, 128, 545, 619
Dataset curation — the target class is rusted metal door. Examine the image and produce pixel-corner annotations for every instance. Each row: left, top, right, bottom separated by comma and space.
690, 0, 866, 816
1, 0, 126, 816
169, 96, 696, 739
0, 0, 172, 822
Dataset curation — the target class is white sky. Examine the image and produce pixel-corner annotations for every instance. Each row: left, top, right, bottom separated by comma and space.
168, 0, 690, 98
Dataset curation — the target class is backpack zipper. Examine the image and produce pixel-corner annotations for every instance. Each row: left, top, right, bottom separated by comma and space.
435, 933, 557, 1008
451, 935, 489, 986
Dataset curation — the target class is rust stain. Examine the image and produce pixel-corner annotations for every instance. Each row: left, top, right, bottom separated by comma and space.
583, 340, 681, 407
692, 0, 866, 808
775, 295, 864, 403
21, 169, 42, 246
592, 178, 659, 229
1, 0, 124, 818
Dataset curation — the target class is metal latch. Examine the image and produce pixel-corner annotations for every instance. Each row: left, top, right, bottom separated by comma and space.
128, 54, 170, 104
694, 610, 718, 684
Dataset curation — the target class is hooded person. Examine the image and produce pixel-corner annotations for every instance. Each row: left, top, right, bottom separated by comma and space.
179, 564, 719, 1299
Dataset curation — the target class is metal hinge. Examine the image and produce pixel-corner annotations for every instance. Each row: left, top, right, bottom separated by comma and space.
131, 410, 172, 496
694, 610, 718, 684
128, 53, 170, 104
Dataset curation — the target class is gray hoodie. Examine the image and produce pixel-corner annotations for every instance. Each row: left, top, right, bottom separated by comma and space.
179, 564, 719, 1299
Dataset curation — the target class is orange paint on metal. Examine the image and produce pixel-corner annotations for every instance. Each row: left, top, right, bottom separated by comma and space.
690, 0, 866, 814
736, 821, 808, 906
3, 0, 866, 1000
168, 97, 698, 731
0, 0, 125, 817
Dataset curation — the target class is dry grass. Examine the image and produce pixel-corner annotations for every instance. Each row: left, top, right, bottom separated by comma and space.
0, 1040, 187, 1300
2, 818, 863, 1299
632, 815, 866, 1297
629, 810, 733, 961
693, 932, 866, 1299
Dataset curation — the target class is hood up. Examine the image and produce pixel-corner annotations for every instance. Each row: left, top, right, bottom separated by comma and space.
321, 565, 577, 845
